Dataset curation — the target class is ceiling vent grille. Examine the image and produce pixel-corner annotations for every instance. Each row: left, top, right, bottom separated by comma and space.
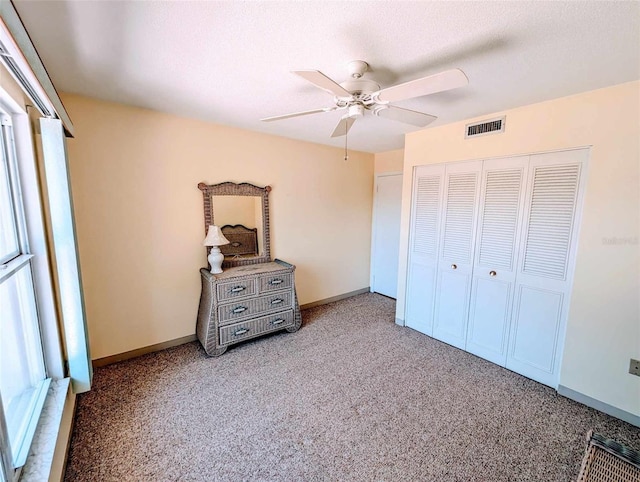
465, 116, 505, 139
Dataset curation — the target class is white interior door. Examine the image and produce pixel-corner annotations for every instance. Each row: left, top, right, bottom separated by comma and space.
432, 161, 482, 349
466, 157, 528, 366
405, 165, 445, 335
371, 173, 403, 298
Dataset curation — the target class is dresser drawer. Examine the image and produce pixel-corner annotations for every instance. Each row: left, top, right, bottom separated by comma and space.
219, 310, 295, 345
217, 291, 293, 324
216, 279, 257, 301
258, 272, 293, 293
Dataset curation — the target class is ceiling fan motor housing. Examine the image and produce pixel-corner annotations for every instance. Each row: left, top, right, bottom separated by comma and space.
339, 78, 380, 97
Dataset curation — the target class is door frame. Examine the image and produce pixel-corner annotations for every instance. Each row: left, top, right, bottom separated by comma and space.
370, 171, 403, 295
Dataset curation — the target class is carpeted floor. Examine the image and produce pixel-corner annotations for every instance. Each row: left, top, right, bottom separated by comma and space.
64, 293, 639, 481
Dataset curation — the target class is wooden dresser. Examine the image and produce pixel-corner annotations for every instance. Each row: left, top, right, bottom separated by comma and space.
196, 259, 302, 356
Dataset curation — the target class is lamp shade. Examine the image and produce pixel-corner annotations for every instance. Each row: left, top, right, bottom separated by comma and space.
203, 225, 230, 247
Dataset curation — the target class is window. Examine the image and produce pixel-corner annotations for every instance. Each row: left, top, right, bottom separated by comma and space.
0, 9, 91, 480
0, 113, 50, 477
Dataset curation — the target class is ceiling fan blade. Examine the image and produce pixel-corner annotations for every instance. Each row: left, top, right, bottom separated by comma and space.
373, 68, 468, 103
293, 70, 353, 98
261, 106, 338, 122
373, 105, 437, 127
330, 116, 356, 138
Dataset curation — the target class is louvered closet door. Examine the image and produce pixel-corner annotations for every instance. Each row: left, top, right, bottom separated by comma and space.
506, 149, 587, 387
405, 164, 445, 335
432, 161, 482, 349
465, 157, 528, 366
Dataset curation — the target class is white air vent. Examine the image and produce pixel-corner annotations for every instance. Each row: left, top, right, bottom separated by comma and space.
465, 116, 505, 138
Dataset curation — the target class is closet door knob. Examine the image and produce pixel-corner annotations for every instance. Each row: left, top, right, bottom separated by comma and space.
489, 271, 497, 277
451, 264, 457, 270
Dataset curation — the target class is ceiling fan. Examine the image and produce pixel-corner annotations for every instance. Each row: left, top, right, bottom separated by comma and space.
261, 60, 468, 137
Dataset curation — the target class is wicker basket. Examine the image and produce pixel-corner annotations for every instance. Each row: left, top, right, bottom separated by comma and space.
577, 430, 640, 482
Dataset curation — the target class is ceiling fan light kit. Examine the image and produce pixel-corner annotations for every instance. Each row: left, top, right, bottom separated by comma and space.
347, 104, 364, 119
261, 60, 469, 139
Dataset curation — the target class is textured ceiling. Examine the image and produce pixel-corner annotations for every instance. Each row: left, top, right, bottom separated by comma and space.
14, 1, 640, 153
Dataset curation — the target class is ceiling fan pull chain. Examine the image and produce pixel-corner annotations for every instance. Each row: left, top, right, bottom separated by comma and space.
344, 121, 348, 161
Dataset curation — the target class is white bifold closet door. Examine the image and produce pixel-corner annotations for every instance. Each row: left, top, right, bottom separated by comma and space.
405, 164, 444, 335
432, 161, 482, 349
506, 150, 585, 386
465, 156, 528, 366
404, 149, 587, 388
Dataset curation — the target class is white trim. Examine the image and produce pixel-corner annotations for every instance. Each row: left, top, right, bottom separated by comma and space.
395, 165, 419, 327
0, 253, 32, 282
370, 171, 402, 295
0, 392, 12, 482
0, 8, 74, 136
0, 20, 55, 119
0, 88, 64, 379
12, 379, 51, 468
39, 118, 91, 393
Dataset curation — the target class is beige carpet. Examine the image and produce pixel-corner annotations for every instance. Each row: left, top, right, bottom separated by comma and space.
64, 293, 640, 481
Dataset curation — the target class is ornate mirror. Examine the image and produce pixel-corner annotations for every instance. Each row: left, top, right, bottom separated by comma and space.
198, 181, 271, 268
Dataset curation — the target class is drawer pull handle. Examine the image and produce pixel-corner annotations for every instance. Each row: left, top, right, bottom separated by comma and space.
233, 328, 249, 336
271, 318, 285, 325
269, 279, 283, 285
230, 286, 246, 293
270, 299, 284, 305
232, 306, 248, 314
231, 242, 242, 247
489, 270, 497, 277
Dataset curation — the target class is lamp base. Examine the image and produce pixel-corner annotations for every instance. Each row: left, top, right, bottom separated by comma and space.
208, 246, 224, 274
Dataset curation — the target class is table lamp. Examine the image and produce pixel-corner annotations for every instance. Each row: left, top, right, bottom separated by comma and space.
203, 225, 230, 274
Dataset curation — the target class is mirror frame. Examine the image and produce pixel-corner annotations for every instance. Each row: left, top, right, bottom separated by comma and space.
198, 181, 272, 268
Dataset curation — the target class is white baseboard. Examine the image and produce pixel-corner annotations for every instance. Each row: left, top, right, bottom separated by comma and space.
557, 385, 640, 427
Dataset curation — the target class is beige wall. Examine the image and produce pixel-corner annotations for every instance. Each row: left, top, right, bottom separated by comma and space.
397, 81, 640, 416
62, 93, 374, 359
374, 148, 404, 173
